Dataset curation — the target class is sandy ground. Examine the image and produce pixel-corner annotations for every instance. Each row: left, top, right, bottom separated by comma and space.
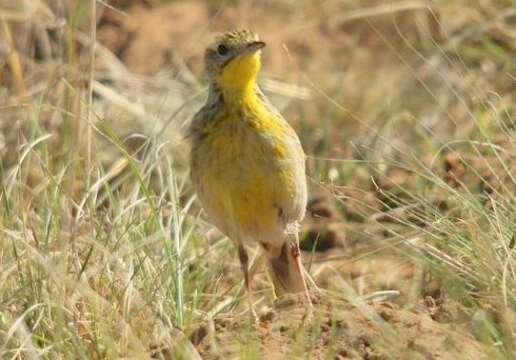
187, 294, 488, 359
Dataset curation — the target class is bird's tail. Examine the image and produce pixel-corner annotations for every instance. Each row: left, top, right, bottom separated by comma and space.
266, 241, 308, 296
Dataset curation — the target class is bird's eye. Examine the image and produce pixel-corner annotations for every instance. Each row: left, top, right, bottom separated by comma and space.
217, 44, 229, 56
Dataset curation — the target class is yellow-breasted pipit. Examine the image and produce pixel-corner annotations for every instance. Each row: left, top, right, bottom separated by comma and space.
189, 30, 312, 319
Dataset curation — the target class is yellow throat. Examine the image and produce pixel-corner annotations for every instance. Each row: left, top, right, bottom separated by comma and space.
217, 52, 261, 98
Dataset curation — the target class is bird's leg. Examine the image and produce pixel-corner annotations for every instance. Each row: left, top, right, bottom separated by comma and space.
238, 243, 258, 322
289, 238, 313, 309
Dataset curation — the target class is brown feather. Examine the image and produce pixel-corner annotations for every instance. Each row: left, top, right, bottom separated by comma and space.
267, 242, 306, 295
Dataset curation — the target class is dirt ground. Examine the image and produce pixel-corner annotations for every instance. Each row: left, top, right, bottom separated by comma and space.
184, 294, 487, 359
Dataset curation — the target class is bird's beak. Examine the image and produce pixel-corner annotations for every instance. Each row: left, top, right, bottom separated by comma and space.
246, 41, 266, 53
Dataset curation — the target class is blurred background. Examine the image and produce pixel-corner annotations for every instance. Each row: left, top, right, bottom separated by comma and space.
0, 0, 514, 358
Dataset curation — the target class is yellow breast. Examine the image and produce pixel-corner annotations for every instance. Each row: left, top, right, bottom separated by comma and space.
191, 97, 302, 239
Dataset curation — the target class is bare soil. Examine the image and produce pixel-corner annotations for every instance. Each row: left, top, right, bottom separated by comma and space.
188, 294, 487, 359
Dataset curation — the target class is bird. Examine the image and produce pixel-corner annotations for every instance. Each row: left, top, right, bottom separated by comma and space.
188, 29, 312, 319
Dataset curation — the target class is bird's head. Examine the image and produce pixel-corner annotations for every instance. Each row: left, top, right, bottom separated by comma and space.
204, 29, 265, 93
